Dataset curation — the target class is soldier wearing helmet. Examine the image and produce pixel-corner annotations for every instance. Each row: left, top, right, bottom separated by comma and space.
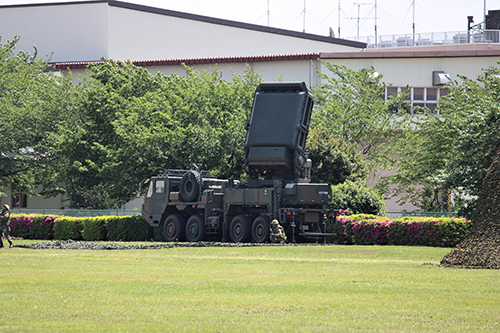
0, 204, 13, 248
270, 219, 287, 244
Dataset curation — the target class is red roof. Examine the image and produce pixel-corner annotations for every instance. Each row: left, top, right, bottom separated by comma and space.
52, 53, 321, 70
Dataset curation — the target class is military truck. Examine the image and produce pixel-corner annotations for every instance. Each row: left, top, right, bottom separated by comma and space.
142, 82, 335, 243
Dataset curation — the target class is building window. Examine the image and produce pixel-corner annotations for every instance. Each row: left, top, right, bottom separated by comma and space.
385, 86, 448, 113
12, 192, 27, 208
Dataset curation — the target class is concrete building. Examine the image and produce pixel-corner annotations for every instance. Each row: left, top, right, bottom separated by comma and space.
0, 0, 364, 63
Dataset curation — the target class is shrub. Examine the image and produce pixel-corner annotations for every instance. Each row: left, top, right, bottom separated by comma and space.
106, 216, 151, 241
31, 216, 56, 240
53, 217, 83, 240
10, 214, 151, 242
327, 214, 472, 247
329, 180, 386, 216
81, 217, 108, 241
10, 215, 35, 239
153, 226, 164, 242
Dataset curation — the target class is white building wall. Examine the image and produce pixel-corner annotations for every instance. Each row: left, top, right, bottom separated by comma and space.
322, 56, 500, 86
0, 2, 361, 64
147, 60, 321, 88
107, 6, 358, 62
0, 3, 109, 62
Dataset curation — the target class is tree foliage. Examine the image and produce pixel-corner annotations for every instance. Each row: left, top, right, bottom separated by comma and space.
0, 35, 75, 199
383, 66, 500, 217
306, 124, 368, 185
328, 180, 386, 216
0, 37, 263, 209
45, 59, 261, 208
312, 62, 408, 163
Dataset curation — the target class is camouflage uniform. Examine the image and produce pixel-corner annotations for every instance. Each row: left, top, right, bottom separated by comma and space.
270, 219, 287, 244
0, 204, 13, 248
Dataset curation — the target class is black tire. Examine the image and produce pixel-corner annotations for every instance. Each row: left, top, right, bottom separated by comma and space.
229, 215, 252, 243
252, 216, 270, 243
185, 214, 206, 242
163, 213, 186, 242
179, 170, 202, 202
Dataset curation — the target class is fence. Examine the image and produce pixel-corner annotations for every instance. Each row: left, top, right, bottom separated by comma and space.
387, 211, 458, 219
347, 30, 500, 49
8, 209, 140, 217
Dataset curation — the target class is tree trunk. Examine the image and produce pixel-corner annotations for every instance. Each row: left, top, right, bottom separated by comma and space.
441, 145, 500, 269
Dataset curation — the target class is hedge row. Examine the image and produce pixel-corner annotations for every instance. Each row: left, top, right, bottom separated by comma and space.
326, 214, 472, 247
9, 213, 472, 247
9, 214, 161, 242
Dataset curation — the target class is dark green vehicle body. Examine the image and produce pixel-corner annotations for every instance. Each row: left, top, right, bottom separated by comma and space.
142, 82, 335, 243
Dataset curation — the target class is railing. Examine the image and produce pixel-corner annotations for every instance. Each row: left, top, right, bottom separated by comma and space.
387, 211, 458, 218
345, 30, 500, 49
9, 209, 140, 217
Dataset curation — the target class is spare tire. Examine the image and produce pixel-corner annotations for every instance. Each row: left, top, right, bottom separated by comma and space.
180, 170, 202, 202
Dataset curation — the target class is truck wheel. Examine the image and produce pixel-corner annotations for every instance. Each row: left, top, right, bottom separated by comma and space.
163, 214, 186, 242
252, 216, 270, 243
229, 215, 252, 243
180, 170, 202, 202
185, 214, 206, 242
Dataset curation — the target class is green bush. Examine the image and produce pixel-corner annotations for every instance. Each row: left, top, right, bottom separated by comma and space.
10, 214, 56, 239
106, 216, 151, 241
152, 226, 164, 242
328, 214, 472, 247
10, 214, 152, 242
31, 216, 56, 240
81, 217, 108, 241
53, 217, 83, 240
329, 180, 387, 215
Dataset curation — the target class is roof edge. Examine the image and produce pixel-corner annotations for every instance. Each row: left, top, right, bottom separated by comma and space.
320, 49, 500, 59
52, 53, 321, 70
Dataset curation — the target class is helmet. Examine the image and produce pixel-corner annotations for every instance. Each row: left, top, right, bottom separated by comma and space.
2, 204, 9, 210
271, 219, 279, 225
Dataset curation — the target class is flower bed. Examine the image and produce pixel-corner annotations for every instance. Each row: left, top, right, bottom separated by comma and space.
327, 213, 472, 247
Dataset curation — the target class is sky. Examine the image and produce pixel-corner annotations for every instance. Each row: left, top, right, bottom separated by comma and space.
1, 0, 500, 41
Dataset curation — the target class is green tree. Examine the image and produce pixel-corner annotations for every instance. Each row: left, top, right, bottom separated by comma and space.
0, 35, 75, 200
306, 124, 368, 185
328, 180, 386, 215
47, 59, 261, 209
312, 62, 408, 164
384, 66, 500, 217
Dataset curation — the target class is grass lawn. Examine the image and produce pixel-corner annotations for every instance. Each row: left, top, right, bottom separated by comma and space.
0, 241, 499, 332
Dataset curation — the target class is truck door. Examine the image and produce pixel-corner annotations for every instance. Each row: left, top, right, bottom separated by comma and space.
143, 179, 167, 226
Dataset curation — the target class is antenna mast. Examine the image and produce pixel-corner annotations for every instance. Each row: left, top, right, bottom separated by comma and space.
303, 0, 306, 32
267, 0, 270, 26
353, 2, 370, 41
412, 0, 416, 44
338, 0, 341, 37
374, 0, 377, 47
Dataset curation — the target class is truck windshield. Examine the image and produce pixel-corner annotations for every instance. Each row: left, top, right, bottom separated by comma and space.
146, 181, 154, 198
156, 180, 165, 194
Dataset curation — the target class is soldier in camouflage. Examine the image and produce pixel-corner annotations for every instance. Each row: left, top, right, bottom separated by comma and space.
270, 219, 287, 244
0, 204, 13, 248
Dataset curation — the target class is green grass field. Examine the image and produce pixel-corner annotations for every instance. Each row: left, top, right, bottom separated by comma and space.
0, 241, 499, 332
